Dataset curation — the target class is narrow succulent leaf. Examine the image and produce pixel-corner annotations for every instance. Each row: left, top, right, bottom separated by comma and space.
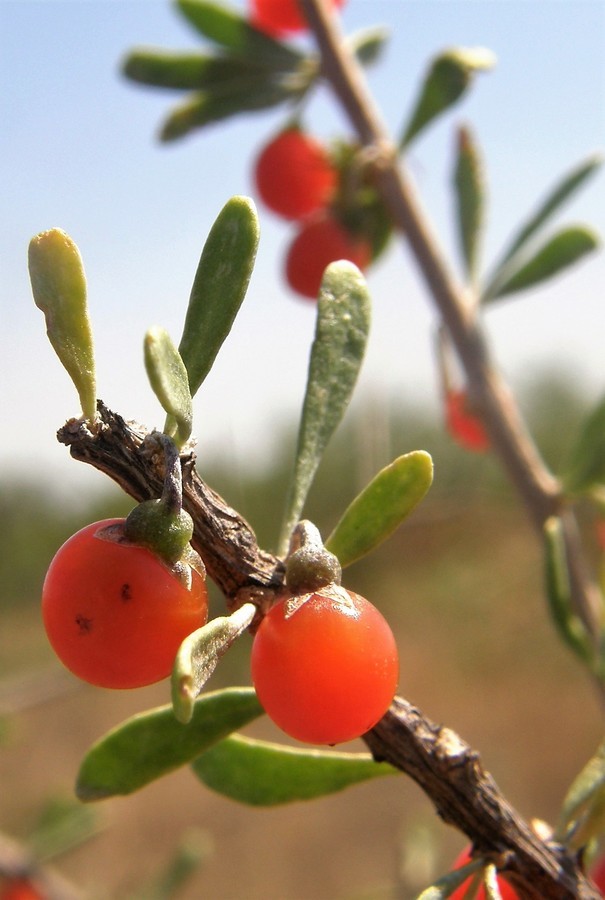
346, 26, 390, 67
176, 196, 259, 398
416, 859, 485, 899
325, 451, 433, 568
75, 687, 263, 801
191, 734, 396, 806
484, 153, 603, 291
122, 49, 282, 90
175, 0, 304, 70
557, 738, 605, 847
484, 226, 599, 301
172, 603, 256, 724
453, 124, 485, 283
144, 326, 193, 448
160, 78, 298, 141
28, 229, 96, 422
279, 262, 371, 553
543, 517, 594, 664
562, 393, 605, 494
399, 47, 496, 149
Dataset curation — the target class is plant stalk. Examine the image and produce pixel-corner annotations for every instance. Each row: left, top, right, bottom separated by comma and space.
299, 0, 603, 648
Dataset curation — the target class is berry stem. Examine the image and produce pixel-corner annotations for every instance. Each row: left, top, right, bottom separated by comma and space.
285, 520, 342, 593
156, 432, 183, 518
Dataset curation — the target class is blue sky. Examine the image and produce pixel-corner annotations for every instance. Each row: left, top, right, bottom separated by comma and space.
2, 0, 604, 494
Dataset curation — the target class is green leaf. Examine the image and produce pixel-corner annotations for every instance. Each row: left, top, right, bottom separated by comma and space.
483, 226, 599, 301
482, 154, 602, 298
175, 0, 303, 70
399, 47, 496, 149
191, 733, 397, 806
122, 49, 282, 90
159, 77, 299, 141
172, 604, 256, 724
453, 124, 485, 283
557, 738, 605, 848
28, 795, 101, 861
347, 26, 390, 67
28, 229, 96, 422
325, 451, 433, 568
177, 196, 259, 398
543, 517, 594, 664
144, 326, 193, 448
131, 829, 212, 900
279, 262, 372, 553
562, 393, 605, 494
75, 687, 263, 801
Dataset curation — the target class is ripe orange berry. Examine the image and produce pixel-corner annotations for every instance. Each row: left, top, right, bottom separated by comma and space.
250, 0, 346, 37
251, 586, 399, 745
285, 214, 371, 299
42, 519, 208, 689
445, 389, 490, 453
254, 128, 337, 221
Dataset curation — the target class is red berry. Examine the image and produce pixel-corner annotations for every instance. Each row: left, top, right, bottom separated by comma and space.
590, 853, 605, 895
254, 128, 337, 221
445, 389, 490, 453
250, 0, 346, 37
42, 519, 208, 689
0, 880, 46, 900
285, 215, 371, 299
251, 586, 399, 745
448, 847, 519, 899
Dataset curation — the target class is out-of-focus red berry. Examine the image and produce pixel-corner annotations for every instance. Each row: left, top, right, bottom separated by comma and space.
590, 853, 605, 895
254, 129, 337, 221
0, 879, 46, 900
285, 215, 371, 299
448, 847, 519, 899
445, 389, 490, 453
250, 0, 346, 37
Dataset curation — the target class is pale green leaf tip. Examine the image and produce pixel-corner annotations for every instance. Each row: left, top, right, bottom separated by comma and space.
444, 46, 497, 71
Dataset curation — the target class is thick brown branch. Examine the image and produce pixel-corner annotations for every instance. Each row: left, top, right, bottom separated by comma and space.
58, 402, 598, 898
365, 698, 598, 898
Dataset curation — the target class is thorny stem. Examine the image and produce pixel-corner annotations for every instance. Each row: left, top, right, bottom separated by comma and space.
298, 0, 603, 651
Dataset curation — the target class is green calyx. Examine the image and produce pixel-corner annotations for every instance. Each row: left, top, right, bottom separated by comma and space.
124, 499, 194, 567
285, 521, 342, 594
